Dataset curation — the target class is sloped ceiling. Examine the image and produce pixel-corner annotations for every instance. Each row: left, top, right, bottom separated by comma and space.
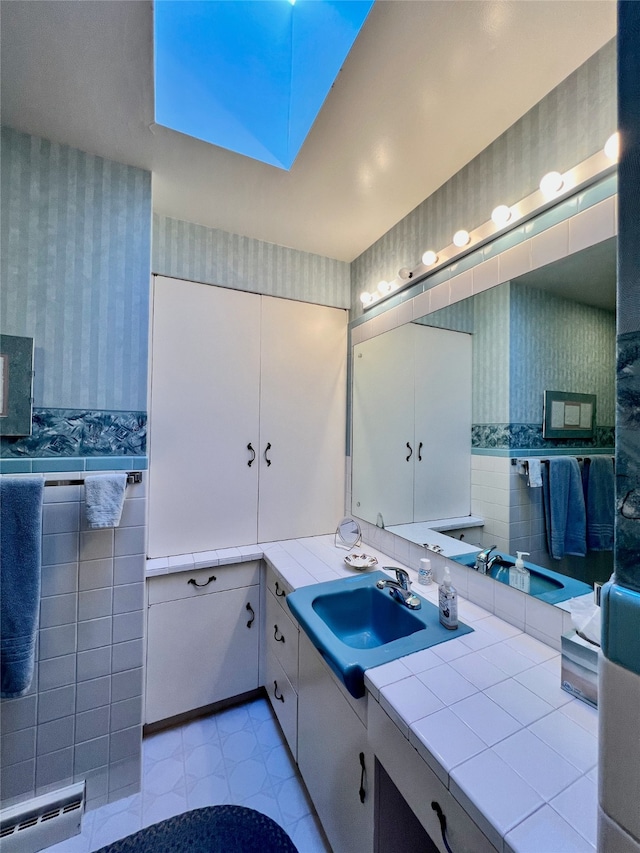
0, 0, 616, 262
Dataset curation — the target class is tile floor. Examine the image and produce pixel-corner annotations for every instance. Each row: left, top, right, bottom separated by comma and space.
43, 698, 330, 852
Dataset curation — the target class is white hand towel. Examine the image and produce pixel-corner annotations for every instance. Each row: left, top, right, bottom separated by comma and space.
84, 473, 127, 528
527, 458, 543, 488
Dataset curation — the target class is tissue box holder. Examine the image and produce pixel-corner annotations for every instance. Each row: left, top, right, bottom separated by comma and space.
561, 630, 599, 708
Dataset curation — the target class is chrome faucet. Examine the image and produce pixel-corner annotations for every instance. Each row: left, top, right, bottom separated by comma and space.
376, 568, 422, 610
474, 545, 498, 574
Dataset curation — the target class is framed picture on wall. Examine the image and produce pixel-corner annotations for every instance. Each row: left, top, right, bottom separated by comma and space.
0, 334, 34, 436
543, 390, 596, 439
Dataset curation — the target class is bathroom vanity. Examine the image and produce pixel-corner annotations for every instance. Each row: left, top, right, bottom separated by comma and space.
145, 537, 598, 853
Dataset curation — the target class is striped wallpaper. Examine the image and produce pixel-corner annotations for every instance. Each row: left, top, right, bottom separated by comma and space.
351, 38, 617, 318
153, 213, 351, 309
0, 127, 152, 412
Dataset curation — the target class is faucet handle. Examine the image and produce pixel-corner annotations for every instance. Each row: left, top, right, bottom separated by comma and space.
394, 568, 410, 589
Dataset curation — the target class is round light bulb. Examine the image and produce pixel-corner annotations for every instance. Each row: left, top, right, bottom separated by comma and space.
453, 229, 470, 248
398, 267, 412, 280
377, 280, 392, 295
604, 132, 619, 161
491, 205, 512, 227
421, 250, 438, 266
539, 171, 564, 198
360, 291, 373, 306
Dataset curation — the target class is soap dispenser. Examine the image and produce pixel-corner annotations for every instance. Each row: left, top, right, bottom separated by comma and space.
509, 552, 531, 594
438, 566, 458, 630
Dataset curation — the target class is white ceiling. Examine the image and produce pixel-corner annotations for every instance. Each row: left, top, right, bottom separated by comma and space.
1, 0, 616, 263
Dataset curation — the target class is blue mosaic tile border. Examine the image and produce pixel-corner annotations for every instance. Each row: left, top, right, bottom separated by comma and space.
472, 423, 615, 450
0, 408, 146, 458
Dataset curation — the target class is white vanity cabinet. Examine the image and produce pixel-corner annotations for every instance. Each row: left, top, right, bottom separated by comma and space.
352, 322, 471, 527
297, 632, 374, 853
148, 276, 347, 558
145, 562, 260, 725
263, 567, 299, 759
369, 697, 499, 853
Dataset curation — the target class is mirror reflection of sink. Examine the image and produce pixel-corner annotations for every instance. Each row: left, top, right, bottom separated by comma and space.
450, 551, 592, 603
312, 585, 425, 649
287, 571, 473, 698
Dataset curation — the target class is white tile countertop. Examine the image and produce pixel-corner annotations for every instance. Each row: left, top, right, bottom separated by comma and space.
146, 535, 598, 852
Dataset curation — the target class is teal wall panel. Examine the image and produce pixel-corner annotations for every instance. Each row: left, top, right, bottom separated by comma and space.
0, 127, 152, 412
153, 213, 351, 309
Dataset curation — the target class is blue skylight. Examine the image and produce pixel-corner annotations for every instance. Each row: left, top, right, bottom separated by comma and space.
154, 0, 374, 170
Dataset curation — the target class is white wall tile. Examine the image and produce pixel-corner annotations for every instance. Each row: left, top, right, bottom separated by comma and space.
599, 656, 640, 843
499, 241, 531, 281
568, 196, 615, 255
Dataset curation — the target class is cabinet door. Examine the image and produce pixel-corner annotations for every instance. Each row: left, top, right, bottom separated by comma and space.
352, 325, 415, 526
258, 298, 347, 542
297, 634, 374, 853
148, 277, 261, 557
413, 325, 472, 521
145, 585, 259, 724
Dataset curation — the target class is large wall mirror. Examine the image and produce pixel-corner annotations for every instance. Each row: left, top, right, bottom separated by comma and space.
351, 205, 616, 594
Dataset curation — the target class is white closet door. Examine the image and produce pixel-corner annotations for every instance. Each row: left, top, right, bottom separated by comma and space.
413, 324, 472, 522
258, 297, 347, 543
148, 277, 261, 557
351, 325, 415, 527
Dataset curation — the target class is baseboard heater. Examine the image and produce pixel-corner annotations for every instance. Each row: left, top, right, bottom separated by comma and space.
0, 781, 85, 853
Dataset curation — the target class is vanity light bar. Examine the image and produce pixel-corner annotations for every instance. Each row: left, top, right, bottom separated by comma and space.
360, 135, 619, 310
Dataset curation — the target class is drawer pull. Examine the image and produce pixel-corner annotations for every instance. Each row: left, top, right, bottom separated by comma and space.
187, 574, 217, 588
406, 441, 413, 461
264, 442, 272, 467
273, 681, 285, 702
431, 801, 454, 853
246, 602, 255, 628
247, 442, 256, 467
273, 625, 285, 643
274, 581, 286, 598
359, 752, 366, 804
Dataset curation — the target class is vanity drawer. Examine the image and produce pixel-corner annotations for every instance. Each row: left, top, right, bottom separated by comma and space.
148, 560, 260, 605
266, 587, 299, 690
265, 651, 297, 760
368, 698, 499, 853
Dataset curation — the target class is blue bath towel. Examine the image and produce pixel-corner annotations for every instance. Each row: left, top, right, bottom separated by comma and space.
585, 456, 615, 551
1, 475, 45, 698
543, 457, 587, 560
84, 472, 127, 528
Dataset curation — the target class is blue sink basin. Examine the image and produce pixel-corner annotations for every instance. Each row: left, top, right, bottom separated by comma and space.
312, 584, 425, 649
450, 551, 592, 604
286, 570, 472, 698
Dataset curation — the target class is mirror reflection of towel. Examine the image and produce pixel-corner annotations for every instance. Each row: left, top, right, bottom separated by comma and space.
543, 457, 587, 559
584, 457, 615, 551
85, 472, 127, 528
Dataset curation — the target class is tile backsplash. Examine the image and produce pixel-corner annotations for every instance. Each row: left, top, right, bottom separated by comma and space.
0, 473, 146, 812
